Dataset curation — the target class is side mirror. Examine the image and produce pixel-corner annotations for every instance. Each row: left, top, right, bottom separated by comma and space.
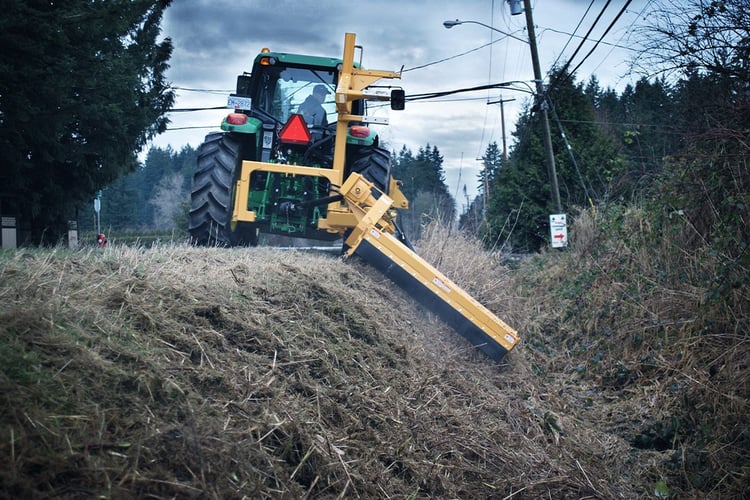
391, 89, 405, 111
236, 74, 252, 96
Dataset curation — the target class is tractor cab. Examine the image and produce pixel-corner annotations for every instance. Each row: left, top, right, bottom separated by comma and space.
228, 49, 365, 140
223, 49, 370, 168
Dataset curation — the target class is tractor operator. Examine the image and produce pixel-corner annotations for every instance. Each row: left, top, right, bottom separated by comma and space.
298, 84, 330, 126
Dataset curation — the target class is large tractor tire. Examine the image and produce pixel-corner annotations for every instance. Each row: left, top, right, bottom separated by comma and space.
349, 145, 391, 194
189, 132, 259, 246
347, 146, 413, 250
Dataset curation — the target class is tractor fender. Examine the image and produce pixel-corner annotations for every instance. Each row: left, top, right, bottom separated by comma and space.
220, 115, 263, 134
346, 127, 377, 147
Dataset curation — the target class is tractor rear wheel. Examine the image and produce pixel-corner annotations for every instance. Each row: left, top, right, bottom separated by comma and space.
346, 145, 413, 250
189, 132, 259, 246
349, 145, 391, 194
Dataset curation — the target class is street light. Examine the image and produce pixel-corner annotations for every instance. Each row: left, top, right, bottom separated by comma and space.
442, 19, 528, 44
507, 0, 523, 16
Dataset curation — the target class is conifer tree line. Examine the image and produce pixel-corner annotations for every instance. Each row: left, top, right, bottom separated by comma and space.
76, 146, 197, 235
461, 0, 748, 256
1, 0, 745, 259
390, 144, 455, 240
0, 0, 174, 244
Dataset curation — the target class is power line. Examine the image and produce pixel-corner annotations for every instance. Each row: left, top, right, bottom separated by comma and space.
476, 0, 499, 161
406, 80, 534, 102
586, 0, 656, 86
168, 106, 226, 112
549, 0, 597, 72
541, 25, 636, 53
164, 125, 219, 131
565, 0, 634, 84
555, 0, 613, 81
172, 86, 233, 93
403, 34, 521, 73
547, 0, 634, 97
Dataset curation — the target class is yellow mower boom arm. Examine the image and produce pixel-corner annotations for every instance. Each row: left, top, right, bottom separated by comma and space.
340, 173, 519, 361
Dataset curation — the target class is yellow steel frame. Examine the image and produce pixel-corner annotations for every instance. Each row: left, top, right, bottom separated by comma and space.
227, 33, 520, 358
340, 173, 520, 353
231, 32, 403, 233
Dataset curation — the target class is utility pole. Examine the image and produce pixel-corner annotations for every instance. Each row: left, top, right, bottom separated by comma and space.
520, 0, 562, 213
487, 96, 516, 163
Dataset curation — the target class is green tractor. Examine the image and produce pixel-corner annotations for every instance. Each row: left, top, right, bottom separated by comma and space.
188, 33, 519, 362
188, 33, 408, 248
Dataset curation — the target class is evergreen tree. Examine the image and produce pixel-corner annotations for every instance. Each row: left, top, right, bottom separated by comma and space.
78, 145, 196, 234
138, 147, 175, 226
639, 0, 750, 302
485, 66, 622, 251
392, 143, 455, 238
0, 0, 175, 243
458, 186, 483, 236
478, 141, 503, 199
620, 78, 677, 173
584, 76, 623, 145
459, 142, 502, 237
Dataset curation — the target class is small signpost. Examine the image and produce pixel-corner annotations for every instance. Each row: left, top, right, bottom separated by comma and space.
94, 190, 102, 236
67, 220, 78, 249
550, 213, 568, 248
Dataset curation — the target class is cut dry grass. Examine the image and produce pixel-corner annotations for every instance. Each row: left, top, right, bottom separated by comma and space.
0, 220, 746, 498
0, 244, 611, 498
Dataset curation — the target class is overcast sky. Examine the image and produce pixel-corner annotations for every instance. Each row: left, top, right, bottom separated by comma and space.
151, 0, 655, 206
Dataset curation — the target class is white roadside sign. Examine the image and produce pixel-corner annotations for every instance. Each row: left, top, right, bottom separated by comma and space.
550, 213, 568, 248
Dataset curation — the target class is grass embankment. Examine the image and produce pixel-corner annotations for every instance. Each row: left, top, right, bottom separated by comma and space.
1, 212, 747, 498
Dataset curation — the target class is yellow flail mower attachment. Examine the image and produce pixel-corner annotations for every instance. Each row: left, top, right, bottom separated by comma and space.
340, 172, 519, 361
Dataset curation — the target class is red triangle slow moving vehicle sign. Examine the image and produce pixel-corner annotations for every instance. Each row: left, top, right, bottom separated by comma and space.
279, 114, 311, 145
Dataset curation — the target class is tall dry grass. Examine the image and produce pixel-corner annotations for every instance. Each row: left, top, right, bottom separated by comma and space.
414, 211, 748, 497
0, 242, 642, 498
512, 205, 748, 497
1, 217, 746, 498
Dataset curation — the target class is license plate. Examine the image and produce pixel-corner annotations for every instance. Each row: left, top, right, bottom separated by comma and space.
227, 95, 252, 110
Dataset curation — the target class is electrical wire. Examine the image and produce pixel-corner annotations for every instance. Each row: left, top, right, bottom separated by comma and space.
164, 125, 218, 131
542, 26, 635, 52
549, 103, 597, 204
403, 34, 522, 73
586, 0, 656, 86
476, 0, 497, 161
168, 106, 226, 112
172, 86, 233, 93
549, 0, 596, 73
554, 0, 612, 83
406, 80, 534, 102
564, 0, 634, 85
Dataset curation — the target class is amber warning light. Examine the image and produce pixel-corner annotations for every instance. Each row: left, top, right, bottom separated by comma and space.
279, 114, 311, 145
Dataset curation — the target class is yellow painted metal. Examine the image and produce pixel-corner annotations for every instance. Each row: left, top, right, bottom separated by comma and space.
339, 173, 520, 354
388, 179, 409, 210
364, 227, 518, 352
231, 160, 343, 224
329, 32, 401, 179
316, 210, 358, 232
339, 173, 397, 239
231, 32, 405, 233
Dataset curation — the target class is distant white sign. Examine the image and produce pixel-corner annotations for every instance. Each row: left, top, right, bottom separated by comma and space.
550, 213, 568, 248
